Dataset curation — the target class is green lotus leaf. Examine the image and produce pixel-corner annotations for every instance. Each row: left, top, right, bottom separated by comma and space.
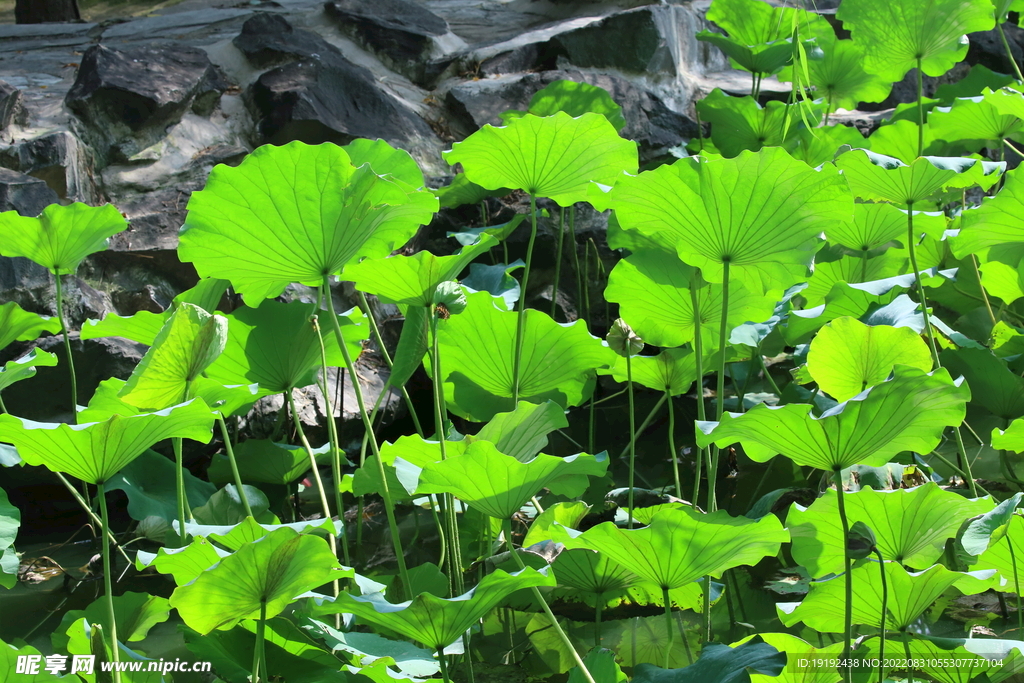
53, 591, 170, 653
344, 234, 495, 307
779, 562, 994, 631
0, 202, 127, 274
522, 501, 590, 547
784, 124, 868, 168
800, 248, 911, 308
986, 85, 1024, 119
205, 299, 367, 393
568, 648, 627, 683
782, 39, 892, 111
136, 536, 229, 585
118, 303, 227, 411
344, 138, 425, 188
208, 438, 322, 486
389, 303, 430, 389
0, 302, 61, 351
105, 449, 216, 523
940, 347, 1024, 419
601, 147, 850, 295
169, 526, 350, 634
994, 0, 1024, 19
788, 483, 992, 577
695, 33, 800, 76
601, 347, 702, 396
938, 64, 1017, 102
434, 173, 510, 209
1, 639, 65, 681
178, 141, 437, 304
443, 111, 638, 207
836, 0, 994, 82
978, 250, 1024, 304
604, 247, 775, 349
930, 94, 1024, 153
835, 148, 1005, 206
695, 90, 824, 158
856, 634, 1024, 683
304, 619, 441, 678
500, 80, 627, 131
414, 440, 608, 519
436, 290, 613, 421
192, 484, 271, 526
0, 486, 18, 589
696, 366, 969, 471
551, 506, 788, 589
868, 119, 945, 165
0, 399, 216, 484
471, 400, 568, 463
632, 636, 786, 683
352, 434, 467, 498
191, 516, 339, 552
732, 633, 844, 683
826, 203, 945, 252
806, 317, 932, 401
993, 418, 1024, 452
318, 567, 553, 650
0, 349, 58, 394
705, 0, 834, 46
551, 548, 638, 597
953, 166, 1024, 257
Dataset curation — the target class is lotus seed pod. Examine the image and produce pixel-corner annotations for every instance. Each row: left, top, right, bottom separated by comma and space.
607, 318, 643, 357
432, 281, 468, 316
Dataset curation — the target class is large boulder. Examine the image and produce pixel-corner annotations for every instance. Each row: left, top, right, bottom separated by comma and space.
0, 130, 98, 203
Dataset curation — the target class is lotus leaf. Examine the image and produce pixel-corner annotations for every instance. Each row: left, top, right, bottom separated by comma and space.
207, 438, 321, 486
930, 94, 1024, 153
953, 166, 1024, 257
783, 39, 892, 111
971, 511, 1024, 587
940, 347, 1024, 419
0, 302, 61, 350
856, 634, 1024, 683
1, 640, 65, 682
443, 111, 638, 207
0, 349, 57, 394
735, 633, 844, 683
0, 486, 18, 589
137, 538, 230, 586
53, 591, 169, 653
835, 149, 1004, 206
0, 202, 126, 274
105, 449, 216, 523
631, 636, 786, 683
470, 400, 569, 463
500, 80, 627, 131
601, 348, 703, 396
304, 619, 441, 677
826, 203, 946, 253
344, 138, 425, 188
696, 91, 825, 157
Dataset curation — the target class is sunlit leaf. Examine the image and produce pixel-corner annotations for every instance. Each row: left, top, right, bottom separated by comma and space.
0, 202, 127, 274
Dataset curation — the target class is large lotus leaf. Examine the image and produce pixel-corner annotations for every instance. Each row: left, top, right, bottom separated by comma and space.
343, 234, 495, 306
930, 95, 1024, 153
835, 149, 1004, 206
0, 349, 58, 394
826, 203, 946, 252
1, 640, 65, 682
118, 303, 227, 411
551, 548, 638, 596
788, 483, 992, 577
599, 147, 850, 295
178, 141, 437, 304
782, 39, 892, 111
978, 248, 1024, 303
390, 303, 430, 389
993, 418, 1024, 453
136, 537, 230, 586
436, 291, 613, 421
857, 634, 1024, 683
0, 486, 18, 589
192, 484, 271, 526
319, 567, 554, 650
952, 166, 1024, 258
632, 636, 786, 683
53, 591, 170, 653
733, 633, 844, 683
974, 513, 1024, 588
305, 619, 441, 678
551, 506, 788, 589
696, 366, 969, 471
500, 80, 627, 131
695, 91, 824, 158
604, 247, 775, 349
0, 302, 61, 351
785, 123, 869, 168
413, 440, 608, 519
940, 347, 1024, 419
0, 399, 216, 484
705, 0, 833, 46
443, 111, 638, 207
868, 119, 945, 165
169, 526, 350, 634
779, 562, 994, 631
806, 317, 932, 401
470, 400, 568, 463
0, 202, 126, 273
105, 449, 216, 523
190, 517, 339, 552
836, 0, 994, 82
205, 299, 367, 393
434, 173, 510, 210
344, 138, 425, 188
208, 438, 319, 486
522, 501, 590, 548
695, 33, 801, 77
352, 434, 468, 497
600, 347, 720, 396
800, 248, 911, 308
960, 492, 1022, 559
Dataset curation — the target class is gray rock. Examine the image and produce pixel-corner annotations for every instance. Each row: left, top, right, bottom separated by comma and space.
0, 130, 98, 203
233, 12, 334, 68
0, 80, 27, 130
551, 7, 677, 74
0, 166, 59, 216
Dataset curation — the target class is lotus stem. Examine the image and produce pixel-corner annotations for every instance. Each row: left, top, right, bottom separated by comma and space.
437, 648, 453, 683
323, 276, 411, 599
502, 518, 596, 683
582, 230, 592, 330
834, 466, 853, 683
626, 351, 637, 528
666, 389, 682, 499
54, 472, 131, 566
0, 393, 6, 414
901, 628, 915, 683
997, 22, 1024, 84
690, 273, 707, 509
757, 347, 783, 397
970, 254, 998, 330
568, 206, 581, 320
551, 207, 565, 319
52, 270, 79, 420
594, 597, 603, 648
662, 586, 675, 669
615, 393, 668, 461
172, 438, 188, 546
874, 549, 887, 683
357, 291, 424, 437
709, 260, 731, 513
253, 601, 267, 683
1007, 530, 1023, 636
96, 481, 122, 683
916, 58, 925, 157
703, 575, 712, 643
216, 413, 253, 519
512, 195, 540, 405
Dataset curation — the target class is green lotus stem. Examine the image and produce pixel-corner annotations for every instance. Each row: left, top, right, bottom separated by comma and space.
172, 438, 188, 546
1007, 530, 1023, 636
551, 207, 565, 319
997, 21, 1024, 84
582, 231, 592, 329
702, 575, 712, 644
615, 393, 668, 461
594, 597, 602, 648
0, 393, 7, 414
53, 472, 131, 566
588, 392, 596, 454
709, 260, 731, 513
970, 254, 998, 329
53, 270, 79, 419
323, 276, 411, 599
873, 549, 887, 683
438, 648, 452, 683
757, 348, 782, 398
502, 518, 596, 683
626, 351, 637, 528
834, 466, 853, 683
662, 586, 675, 669
253, 601, 267, 683
512, 195, 540, 405
568, 206, 581, 319
691, 273, 707, 509
216, 414, 252, 519
901, 628, 915, 683
96, 481, 122, 683
916, 58, 925, 157
357, 291, 424, 437
1006, 138, 1024, 158
666, 389, 682, 499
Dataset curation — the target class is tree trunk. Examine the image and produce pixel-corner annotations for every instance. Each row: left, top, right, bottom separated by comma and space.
15, 0, 82, 23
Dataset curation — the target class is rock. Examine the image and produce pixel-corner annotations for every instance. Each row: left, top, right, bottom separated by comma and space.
0, 80, 27, 130
0, 166, 59, 215
0, 130, 98, 203
968, 24, 1024, 76
65, 44, 228, 165
232, 12, 331, 69
324, 0, 466, 86
551, 7, 678, 75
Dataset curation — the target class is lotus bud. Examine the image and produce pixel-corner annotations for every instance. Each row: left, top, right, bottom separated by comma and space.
847, 520, 877, 560
432, 281, 468, 318
607, 318, 643, 357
